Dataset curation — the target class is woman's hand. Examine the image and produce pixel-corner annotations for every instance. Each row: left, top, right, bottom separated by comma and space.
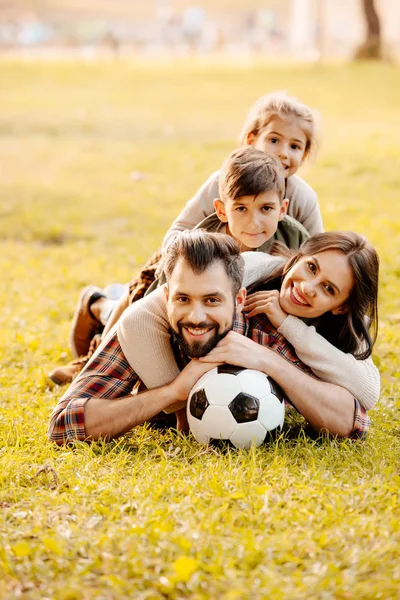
244, 290, 288, 328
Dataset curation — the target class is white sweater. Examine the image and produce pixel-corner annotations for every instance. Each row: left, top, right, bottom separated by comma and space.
118, 253, 380, 412
162, 170, 323, 252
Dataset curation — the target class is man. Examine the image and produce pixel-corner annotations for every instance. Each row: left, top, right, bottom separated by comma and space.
47, 231, 369, 445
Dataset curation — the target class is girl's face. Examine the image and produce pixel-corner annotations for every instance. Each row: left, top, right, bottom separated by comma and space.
247, 115, 308, 178
279, 250, 354, 319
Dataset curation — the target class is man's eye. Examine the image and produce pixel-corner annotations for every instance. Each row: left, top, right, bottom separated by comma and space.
177, 297, 189, 303
206, 298, 219, 304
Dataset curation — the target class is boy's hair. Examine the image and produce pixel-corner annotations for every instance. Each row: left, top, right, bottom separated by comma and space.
218, 147, 285, 204
163, 230, 245, 297
239, 91, 319, 160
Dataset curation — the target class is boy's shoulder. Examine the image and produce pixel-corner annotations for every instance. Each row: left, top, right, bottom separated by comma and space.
194, 211, 226, 233
286, 174, 318, 203
275, 215, 310, 249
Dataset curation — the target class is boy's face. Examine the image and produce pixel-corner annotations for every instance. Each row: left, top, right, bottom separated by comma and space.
214, 191, 288, 251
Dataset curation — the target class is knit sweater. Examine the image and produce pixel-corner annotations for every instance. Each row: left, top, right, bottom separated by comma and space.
117, 253, 380, 411
162, 170, 323, 252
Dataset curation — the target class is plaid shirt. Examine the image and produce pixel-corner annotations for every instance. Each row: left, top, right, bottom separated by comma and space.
48, 312, 370, 445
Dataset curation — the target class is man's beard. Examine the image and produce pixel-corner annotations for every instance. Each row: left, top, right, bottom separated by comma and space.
175, 314, 234, 358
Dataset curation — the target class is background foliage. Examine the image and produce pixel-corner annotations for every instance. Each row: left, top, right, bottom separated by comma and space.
0, 59, 399, 599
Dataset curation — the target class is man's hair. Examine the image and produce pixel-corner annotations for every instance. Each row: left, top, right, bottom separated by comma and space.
219, 147, 285, 204
164, 230, 245, 296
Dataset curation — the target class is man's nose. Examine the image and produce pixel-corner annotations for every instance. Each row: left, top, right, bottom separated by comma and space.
189, 303, 206, 323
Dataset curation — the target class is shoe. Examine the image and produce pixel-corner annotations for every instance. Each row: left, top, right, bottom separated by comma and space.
69, 286, 104, 358
48, 361, 83, 385
49, 334, 102, 385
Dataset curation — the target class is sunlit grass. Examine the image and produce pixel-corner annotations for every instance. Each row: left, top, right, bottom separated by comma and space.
0, 59, 399, 599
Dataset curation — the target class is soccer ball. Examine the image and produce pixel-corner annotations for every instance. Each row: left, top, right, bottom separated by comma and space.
187, 365, 285, 449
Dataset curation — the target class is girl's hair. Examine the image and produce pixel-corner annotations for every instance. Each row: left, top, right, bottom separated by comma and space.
239, 91, 319, 160
261, 232, 379, 360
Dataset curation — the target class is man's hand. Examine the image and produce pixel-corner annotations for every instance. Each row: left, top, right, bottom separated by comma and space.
169, 358, 220, 404
198, 331, 273, 373
244, 290, 288, 328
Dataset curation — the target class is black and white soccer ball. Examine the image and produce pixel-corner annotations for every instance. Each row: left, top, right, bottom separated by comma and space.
187, 365, 285, 449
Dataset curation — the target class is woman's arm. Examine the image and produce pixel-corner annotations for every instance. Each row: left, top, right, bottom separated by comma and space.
277, 315, 380, 410
116, 287, 184, 412
161, 171, 220, 253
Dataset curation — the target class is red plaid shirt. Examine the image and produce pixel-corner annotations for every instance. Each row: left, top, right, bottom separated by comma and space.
48, 312, 370, 445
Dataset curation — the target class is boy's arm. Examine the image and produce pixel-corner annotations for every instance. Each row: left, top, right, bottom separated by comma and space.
161, 171, 220, 253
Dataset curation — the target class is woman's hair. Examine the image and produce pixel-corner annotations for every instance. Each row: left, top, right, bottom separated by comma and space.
239, 91, 319, 161
263, 232, 379, 359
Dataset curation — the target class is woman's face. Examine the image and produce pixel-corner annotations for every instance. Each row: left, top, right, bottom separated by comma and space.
279, 250, 354, 319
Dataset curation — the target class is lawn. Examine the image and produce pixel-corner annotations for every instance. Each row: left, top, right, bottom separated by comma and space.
0, 57, 399, 599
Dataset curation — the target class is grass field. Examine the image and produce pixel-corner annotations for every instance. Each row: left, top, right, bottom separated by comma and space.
0, 58, 399, 599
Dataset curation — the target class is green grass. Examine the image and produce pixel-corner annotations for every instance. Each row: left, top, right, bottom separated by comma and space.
0, 58, 399, 599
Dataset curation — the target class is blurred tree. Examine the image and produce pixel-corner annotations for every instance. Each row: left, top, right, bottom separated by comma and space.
355, 0, 381, 59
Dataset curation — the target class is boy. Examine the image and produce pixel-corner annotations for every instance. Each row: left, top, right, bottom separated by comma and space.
49, 147, 308, 384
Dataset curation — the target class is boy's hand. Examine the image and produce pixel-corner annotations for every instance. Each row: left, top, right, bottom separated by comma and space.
244, 290, 288, 328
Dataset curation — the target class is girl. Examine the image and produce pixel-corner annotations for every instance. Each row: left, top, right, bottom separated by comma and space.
162, 90, 322, 255
117, 232, 380, 415
49, 91, 322, 384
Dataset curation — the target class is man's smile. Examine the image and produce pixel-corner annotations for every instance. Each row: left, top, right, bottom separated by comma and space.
183, 325, 214, 338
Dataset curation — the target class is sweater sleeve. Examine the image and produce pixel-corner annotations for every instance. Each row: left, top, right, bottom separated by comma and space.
116, 287, 185, 413
286, 175, 324, 235
241, 252, 286, 288
161, 171, 220, 253
277, 315, 380, 410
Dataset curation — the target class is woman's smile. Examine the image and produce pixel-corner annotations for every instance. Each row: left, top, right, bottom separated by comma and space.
290, 284, 311, 307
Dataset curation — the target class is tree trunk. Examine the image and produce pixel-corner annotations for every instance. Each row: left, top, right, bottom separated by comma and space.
354, 0, 382, 59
